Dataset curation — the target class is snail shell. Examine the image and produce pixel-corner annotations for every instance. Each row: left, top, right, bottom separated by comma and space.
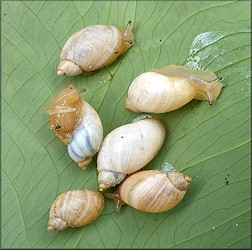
57, 20, 134, 76
97, 118, 166, 191
47, 190, 104, 231
106, 169, 192, 213
126, 64, 223, 113
47, 83, 103, 169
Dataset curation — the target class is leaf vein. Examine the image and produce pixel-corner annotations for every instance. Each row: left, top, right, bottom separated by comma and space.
1, 169, 33, 248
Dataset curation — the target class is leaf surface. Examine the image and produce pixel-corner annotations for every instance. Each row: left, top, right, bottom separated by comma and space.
1, 1, 251, 248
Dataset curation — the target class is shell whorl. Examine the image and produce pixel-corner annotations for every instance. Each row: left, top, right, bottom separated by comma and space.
57, 60, 82, 76
47, 216, 68, 231
167, 172, 192, 191
98, 170, 126, 191
67, 100, 103, 168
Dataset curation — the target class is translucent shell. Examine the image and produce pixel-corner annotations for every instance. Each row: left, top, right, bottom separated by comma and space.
47, 83, 84, 144
47, 190, 104, 231
57, 21, 134, 76
47, 83, 103, 169
126, 64, 223, 113
97, 118, 166, 191
106, 170, 192, 213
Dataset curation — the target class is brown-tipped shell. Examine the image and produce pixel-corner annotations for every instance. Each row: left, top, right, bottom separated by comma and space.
47, 190, 104, 231
114, 170, 191, 213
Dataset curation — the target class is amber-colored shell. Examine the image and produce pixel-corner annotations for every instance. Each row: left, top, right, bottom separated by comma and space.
126, 64, 223, 113
106, 170, 192, 213
47, 83, 84, 144
47, 190, 104, 231
57, 21, 134, 76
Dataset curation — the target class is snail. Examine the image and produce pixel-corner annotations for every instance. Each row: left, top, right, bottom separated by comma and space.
46, 82, 103, 169
57, 20, 135, 76
97, 117, 166, 191
47, 190, 104, 231
106, 166, 192, 213
126, 64, 223, 113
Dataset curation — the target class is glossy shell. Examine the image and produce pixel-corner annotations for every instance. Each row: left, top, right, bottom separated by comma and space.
106, 170, 192, 213
47, 190, 104, 231
47, 83, 103, 169
126, 64, 223, 113
57, 21, 134, 76
47, 83, 84, 144
97, 118, 166, 191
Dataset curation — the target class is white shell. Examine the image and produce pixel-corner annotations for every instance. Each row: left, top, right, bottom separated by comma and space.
68, 100, 103, 169
126, 65, 223, 113
97, 118, 166, 191
126, 72, 196, 113
47, 190, 104, 231
57, 22, 134, 76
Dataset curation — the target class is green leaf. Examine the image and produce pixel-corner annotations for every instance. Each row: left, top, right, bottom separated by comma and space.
1, 1, 251, 248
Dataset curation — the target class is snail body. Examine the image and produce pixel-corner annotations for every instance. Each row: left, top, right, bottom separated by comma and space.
97, 118, 166, 191
57, 21, 134, 76
47, 190, 104, 231
47, 83, 103, 169
126, 64, 223, 113
106, 169, 192, 213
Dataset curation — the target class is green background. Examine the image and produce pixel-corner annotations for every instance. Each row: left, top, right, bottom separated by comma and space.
1, 1, 251, 248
